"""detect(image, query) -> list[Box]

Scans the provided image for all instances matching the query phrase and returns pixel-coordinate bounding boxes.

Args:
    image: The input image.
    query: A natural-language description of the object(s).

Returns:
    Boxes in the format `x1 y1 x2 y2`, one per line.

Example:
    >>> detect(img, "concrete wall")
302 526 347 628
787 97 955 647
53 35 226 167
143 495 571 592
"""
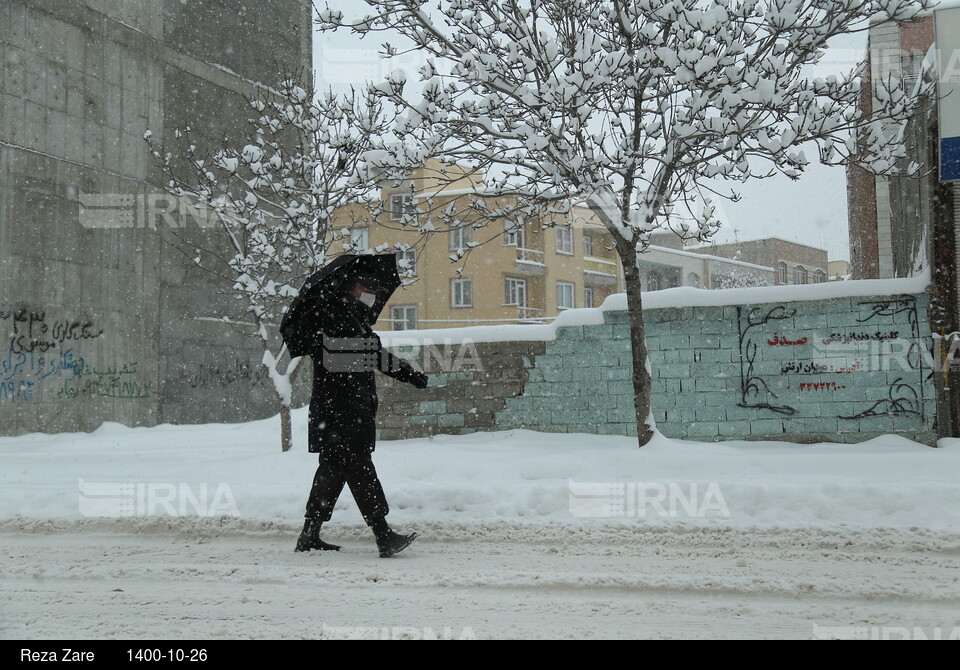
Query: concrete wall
0 0 313 435
377 293 938 445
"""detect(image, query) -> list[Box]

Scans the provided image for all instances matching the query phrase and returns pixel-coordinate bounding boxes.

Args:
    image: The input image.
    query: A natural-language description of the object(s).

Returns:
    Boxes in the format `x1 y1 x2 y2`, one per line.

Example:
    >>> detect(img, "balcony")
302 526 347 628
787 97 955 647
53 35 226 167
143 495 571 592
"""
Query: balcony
583 256 620 286
513 247 546 275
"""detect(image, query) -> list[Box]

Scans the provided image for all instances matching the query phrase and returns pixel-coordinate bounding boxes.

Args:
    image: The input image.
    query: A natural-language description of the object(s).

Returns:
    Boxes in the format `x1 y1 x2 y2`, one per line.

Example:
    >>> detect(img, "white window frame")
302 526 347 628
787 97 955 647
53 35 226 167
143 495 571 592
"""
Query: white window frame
583 234 593 257
813 269 826 284
452 278 473 308
391 305 417 331
505 277 527 306
504 221 524 246
556 226 573 255
450 223 472 251
794 265 808 285
901 51 925 86
584 287 595 309
777 262 788 284
350 228 369 252
557 281 575 310
390 194 414 221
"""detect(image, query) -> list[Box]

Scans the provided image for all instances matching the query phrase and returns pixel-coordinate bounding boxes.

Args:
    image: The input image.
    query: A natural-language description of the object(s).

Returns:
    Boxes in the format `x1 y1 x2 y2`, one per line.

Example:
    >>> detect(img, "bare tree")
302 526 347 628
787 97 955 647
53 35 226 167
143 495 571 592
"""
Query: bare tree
146 78 409 451
320 0 934 446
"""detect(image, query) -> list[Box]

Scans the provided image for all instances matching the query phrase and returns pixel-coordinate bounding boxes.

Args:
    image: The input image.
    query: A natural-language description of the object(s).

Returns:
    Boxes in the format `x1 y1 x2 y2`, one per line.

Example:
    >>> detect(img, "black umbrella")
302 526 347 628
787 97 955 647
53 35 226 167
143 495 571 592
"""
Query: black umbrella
280 253 402 358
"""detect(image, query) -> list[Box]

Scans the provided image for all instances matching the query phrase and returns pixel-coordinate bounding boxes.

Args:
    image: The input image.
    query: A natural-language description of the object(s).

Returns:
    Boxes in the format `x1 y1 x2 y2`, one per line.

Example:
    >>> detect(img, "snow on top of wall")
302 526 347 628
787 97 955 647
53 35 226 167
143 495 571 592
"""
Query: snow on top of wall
377 274 930 346
639 272 929 309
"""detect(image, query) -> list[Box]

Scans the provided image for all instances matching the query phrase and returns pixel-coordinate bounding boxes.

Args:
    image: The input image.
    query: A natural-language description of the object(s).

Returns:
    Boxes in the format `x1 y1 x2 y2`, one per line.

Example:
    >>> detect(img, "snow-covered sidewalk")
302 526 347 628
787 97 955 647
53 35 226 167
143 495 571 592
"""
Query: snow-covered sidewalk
2 410 959 639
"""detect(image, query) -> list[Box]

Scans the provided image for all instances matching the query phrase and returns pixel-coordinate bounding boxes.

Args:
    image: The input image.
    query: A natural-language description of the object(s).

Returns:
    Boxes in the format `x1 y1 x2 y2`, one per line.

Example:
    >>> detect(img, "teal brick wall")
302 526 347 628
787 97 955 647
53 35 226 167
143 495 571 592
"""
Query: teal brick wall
380 293 938 445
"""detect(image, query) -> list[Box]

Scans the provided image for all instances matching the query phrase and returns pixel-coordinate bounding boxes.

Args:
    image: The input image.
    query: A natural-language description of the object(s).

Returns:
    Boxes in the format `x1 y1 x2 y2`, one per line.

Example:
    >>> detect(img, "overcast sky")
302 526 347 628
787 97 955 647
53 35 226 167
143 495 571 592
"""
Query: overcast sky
314 4 873 262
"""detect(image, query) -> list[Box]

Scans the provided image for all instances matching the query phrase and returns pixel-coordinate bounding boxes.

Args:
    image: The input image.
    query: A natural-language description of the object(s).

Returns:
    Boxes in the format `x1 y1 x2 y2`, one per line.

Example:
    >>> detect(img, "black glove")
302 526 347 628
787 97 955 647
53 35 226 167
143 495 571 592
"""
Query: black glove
411 370 429 389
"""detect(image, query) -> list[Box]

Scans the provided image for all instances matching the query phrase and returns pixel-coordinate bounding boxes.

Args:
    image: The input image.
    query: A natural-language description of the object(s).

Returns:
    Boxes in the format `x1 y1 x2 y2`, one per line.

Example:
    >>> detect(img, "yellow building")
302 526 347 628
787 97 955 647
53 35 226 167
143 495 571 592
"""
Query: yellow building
332 162 623 330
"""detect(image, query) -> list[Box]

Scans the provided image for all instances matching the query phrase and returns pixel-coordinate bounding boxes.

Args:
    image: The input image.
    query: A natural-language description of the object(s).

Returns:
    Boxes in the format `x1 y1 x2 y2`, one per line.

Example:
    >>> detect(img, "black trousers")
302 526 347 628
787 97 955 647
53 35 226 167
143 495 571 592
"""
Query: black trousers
304 449 389 525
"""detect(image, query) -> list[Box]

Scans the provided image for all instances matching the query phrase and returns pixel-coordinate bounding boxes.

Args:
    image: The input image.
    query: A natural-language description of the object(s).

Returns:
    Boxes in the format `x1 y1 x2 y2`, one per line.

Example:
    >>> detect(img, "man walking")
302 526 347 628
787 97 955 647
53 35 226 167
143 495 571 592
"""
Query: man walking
296 275 429 558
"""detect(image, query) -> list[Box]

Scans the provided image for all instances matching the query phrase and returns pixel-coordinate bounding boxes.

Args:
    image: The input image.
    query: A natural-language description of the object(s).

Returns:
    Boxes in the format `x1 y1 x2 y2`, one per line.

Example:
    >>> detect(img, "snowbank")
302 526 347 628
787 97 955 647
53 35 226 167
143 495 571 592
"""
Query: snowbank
0 409 956 532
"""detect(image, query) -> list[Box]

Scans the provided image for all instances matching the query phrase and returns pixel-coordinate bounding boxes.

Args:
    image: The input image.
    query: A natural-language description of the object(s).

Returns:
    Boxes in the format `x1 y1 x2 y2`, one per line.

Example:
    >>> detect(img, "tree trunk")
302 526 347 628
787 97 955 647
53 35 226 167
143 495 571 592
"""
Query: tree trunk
279 400 293 453
264 352 302 453
621 244 656 447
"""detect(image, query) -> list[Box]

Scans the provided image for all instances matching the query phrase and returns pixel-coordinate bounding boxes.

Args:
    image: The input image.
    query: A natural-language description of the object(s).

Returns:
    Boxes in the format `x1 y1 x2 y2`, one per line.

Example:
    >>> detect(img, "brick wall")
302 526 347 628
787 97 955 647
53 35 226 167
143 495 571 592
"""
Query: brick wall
377 292 937 445
377 341 545 441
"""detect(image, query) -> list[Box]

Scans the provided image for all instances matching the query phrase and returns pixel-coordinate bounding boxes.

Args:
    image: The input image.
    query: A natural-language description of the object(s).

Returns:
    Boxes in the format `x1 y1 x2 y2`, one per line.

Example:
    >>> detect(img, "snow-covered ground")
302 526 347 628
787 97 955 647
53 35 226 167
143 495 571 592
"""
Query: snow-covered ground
2 410 959 639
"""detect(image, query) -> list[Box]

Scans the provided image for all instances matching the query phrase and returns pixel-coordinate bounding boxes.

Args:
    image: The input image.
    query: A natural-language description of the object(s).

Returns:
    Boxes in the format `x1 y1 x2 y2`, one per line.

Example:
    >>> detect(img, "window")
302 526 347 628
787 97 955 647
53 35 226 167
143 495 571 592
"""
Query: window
557 282 574 310
350 229 369 251
452 278 473 308
450 223 472 251
584 287 594 309
505 277 527 306
813 269 826 284
794 265 808 285
777 261 787 285
687 273 701 288
583 234 594 257
647 270 663 292
397 248 416 275
504 221 524 246
901 51 925 86
390 194 414 221
556 226 573 255
391 305 417 331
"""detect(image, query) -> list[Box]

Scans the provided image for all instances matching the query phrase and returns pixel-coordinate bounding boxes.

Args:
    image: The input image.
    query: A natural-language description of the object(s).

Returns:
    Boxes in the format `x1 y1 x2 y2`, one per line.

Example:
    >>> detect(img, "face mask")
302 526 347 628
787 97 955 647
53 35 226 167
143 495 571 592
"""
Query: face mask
358 291 377 308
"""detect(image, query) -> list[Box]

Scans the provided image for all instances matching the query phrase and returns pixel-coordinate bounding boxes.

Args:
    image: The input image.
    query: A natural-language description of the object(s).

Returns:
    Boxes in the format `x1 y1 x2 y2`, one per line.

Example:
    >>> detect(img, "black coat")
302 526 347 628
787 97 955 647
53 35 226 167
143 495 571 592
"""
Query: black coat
308 295 422 455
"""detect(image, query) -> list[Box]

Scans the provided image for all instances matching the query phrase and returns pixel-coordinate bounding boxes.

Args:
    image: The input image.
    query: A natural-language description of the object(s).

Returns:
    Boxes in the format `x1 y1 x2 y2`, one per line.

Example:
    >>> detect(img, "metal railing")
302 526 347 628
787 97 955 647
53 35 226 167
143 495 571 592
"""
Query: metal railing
516 247 545 264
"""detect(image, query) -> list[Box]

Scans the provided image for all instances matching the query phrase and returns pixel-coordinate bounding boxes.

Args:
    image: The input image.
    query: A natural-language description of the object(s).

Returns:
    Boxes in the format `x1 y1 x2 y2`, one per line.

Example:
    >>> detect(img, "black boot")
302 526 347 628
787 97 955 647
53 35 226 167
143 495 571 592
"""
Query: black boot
295 518 341 552
370 517 417 558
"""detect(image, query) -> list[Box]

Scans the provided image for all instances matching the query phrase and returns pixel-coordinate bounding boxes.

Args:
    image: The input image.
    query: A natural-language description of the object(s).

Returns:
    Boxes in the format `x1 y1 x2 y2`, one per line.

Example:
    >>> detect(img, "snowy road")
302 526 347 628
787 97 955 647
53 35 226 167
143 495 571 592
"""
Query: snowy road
3 519 959 640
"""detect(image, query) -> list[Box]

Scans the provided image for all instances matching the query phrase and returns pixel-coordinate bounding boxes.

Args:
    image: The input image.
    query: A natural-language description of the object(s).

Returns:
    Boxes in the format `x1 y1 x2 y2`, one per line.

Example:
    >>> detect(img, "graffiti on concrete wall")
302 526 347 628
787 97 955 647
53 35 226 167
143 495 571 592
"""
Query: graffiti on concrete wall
0 348 80 403
177 359 266 389
736 296 927 422
839 297 924 421
1 305 152 404
0 307 104 354
56 360 153 400
0 347 153 403
736 304 799 416
1 306 265 405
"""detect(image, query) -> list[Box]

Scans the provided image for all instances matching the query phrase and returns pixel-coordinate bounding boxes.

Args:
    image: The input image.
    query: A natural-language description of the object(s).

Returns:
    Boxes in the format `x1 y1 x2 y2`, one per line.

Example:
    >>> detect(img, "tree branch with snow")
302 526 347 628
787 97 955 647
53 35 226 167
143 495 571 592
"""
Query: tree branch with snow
320 0 935 446
146 78 411 451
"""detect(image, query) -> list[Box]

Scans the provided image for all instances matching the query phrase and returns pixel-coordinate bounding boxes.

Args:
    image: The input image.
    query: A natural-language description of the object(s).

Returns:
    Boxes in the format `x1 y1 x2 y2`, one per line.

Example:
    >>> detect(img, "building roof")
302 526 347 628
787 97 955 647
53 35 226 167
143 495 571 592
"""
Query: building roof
646 245 773 271
691 237 829 253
